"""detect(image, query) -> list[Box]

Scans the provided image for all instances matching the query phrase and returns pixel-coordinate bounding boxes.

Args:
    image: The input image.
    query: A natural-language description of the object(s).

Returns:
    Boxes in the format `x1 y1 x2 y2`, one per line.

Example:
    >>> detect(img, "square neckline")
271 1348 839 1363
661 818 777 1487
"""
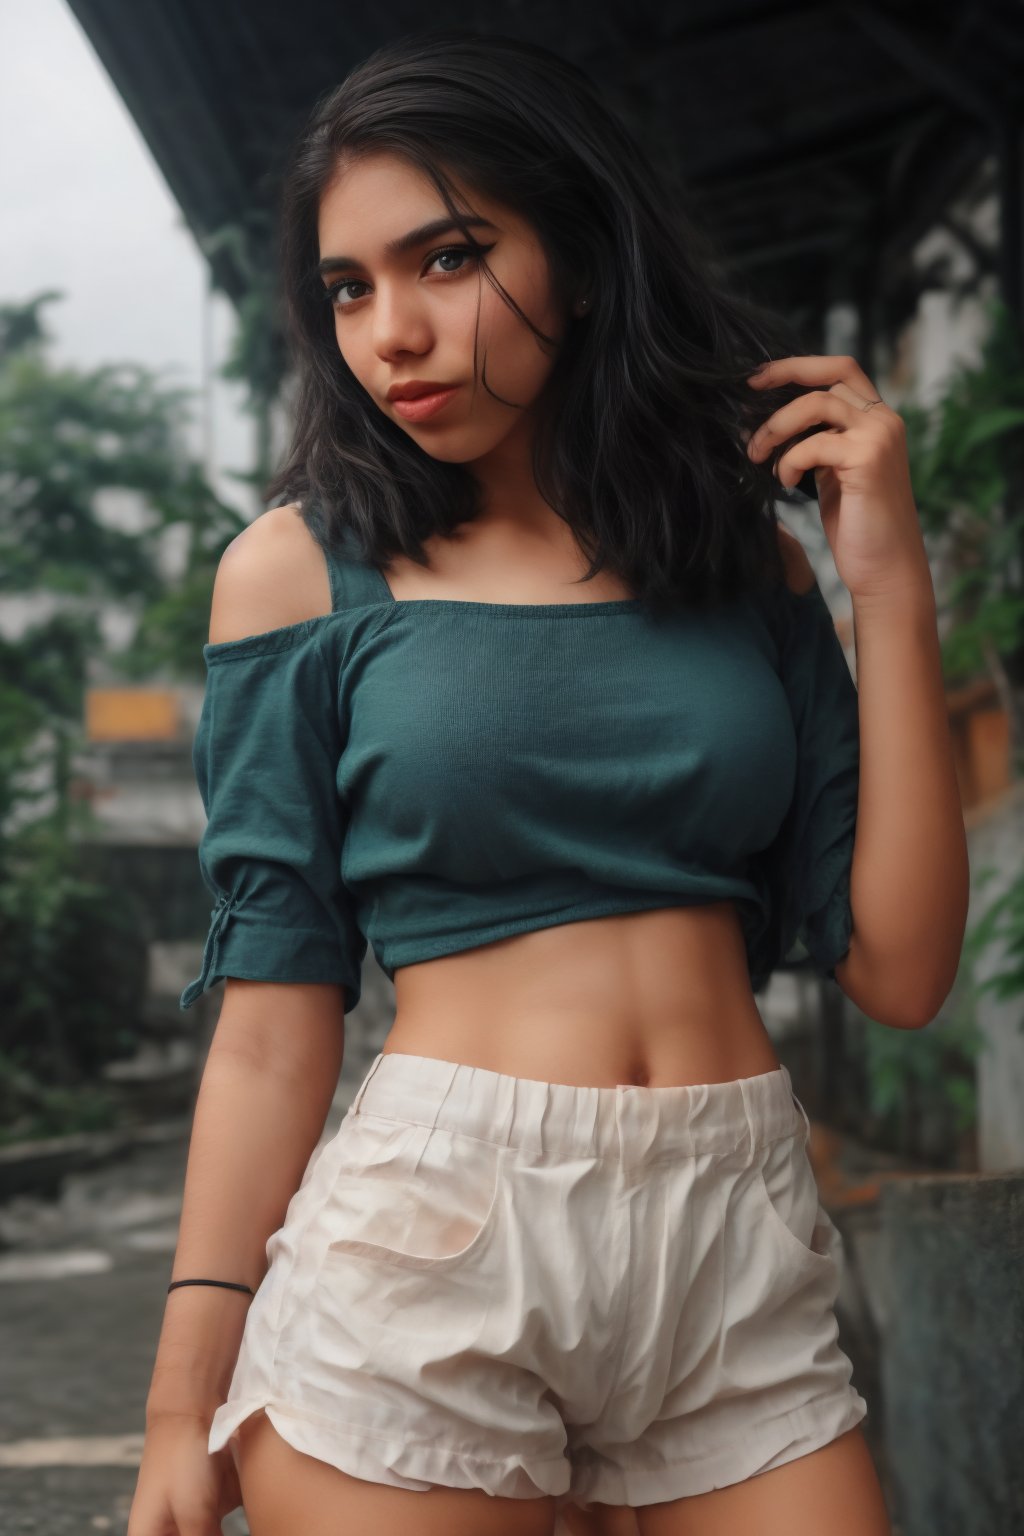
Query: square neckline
315 510 823 618
367 559 644 616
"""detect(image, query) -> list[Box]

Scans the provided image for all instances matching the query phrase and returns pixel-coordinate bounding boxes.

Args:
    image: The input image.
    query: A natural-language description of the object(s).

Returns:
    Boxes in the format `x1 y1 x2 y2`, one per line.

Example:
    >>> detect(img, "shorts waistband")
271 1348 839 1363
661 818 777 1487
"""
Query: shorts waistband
350 1051 808 1164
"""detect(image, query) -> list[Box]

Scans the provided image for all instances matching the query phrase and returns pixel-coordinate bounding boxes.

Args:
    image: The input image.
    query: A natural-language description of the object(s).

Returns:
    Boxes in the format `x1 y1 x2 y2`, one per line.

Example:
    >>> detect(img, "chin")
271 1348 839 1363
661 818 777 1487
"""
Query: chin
405 426 509 466
407 438 477 464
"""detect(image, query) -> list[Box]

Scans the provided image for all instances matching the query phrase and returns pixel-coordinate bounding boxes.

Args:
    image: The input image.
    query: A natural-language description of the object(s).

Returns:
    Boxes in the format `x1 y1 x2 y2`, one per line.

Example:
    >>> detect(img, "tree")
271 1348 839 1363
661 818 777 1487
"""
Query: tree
0 293 246 1136
901 295 1024 774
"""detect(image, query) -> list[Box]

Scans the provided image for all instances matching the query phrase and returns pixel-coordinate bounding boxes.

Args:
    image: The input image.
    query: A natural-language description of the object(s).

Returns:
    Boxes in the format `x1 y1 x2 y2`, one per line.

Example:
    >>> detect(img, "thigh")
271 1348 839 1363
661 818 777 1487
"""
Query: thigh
235 1409 559 1536
557 1501 640 1535
634 1426 891 1536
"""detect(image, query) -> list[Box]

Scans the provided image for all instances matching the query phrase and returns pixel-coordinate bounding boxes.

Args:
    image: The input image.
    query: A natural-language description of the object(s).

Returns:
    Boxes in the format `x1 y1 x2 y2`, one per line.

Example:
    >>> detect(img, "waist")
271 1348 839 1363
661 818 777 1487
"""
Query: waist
381 902 780 1089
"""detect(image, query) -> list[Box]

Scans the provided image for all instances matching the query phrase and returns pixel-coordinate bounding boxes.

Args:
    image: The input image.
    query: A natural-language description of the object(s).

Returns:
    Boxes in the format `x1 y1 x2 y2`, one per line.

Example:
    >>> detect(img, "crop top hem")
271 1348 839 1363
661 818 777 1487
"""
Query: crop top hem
375 891 749 981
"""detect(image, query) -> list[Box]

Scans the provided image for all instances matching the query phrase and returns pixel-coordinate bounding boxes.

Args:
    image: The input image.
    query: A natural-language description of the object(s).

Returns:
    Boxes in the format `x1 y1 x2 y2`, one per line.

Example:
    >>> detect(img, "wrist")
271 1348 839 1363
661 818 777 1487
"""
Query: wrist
146 1342 235 1423
145 1375 223 1430
145 1401 217 1432
850 562 935 614
148 1284 252 1424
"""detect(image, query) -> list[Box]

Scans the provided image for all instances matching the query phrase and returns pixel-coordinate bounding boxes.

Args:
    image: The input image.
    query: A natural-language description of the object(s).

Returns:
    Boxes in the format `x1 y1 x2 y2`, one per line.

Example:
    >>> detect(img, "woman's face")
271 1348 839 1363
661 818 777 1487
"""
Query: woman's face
316 152 575 467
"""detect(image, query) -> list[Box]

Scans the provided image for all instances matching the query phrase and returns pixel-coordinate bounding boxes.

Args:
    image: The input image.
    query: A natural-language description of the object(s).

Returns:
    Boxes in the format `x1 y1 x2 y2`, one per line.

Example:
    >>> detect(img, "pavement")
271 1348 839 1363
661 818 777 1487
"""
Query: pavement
0 1031 381 1534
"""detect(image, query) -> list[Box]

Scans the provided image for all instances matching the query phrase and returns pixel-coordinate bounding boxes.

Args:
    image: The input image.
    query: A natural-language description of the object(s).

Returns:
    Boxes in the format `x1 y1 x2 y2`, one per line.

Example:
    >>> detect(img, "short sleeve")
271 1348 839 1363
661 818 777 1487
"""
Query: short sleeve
179 621 365 1015
746 579 860 986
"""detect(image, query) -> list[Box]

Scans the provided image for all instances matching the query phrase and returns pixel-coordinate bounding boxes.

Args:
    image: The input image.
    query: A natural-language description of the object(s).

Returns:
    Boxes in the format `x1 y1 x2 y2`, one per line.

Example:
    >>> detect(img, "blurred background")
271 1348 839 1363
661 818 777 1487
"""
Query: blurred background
1 2 1022 1532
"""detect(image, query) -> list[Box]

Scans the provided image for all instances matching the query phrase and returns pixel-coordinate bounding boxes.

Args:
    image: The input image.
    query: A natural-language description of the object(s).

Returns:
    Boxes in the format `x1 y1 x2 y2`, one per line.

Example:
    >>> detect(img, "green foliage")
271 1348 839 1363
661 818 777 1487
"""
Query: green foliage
119 461 249 681
198 215 289 490
843 886 990 1159
961 862 1024 1018
851 981 985 1162
859 297 1024 1147
0 808 148 1089
0 292 247 683
896 293 1024 1069
0 1049 119 1145
0 292 245 1137
900 294 1024 693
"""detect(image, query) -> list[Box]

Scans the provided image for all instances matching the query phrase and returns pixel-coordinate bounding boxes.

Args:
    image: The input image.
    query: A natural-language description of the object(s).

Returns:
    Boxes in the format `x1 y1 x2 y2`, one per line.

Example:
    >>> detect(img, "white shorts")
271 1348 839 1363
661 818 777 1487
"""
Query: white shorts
208 1049 868 1510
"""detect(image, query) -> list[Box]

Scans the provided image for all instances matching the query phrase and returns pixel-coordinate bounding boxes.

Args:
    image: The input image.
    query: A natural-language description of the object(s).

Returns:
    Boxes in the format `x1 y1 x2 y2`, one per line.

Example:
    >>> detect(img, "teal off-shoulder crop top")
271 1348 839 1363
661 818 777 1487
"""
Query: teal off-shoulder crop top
179 515 859 1016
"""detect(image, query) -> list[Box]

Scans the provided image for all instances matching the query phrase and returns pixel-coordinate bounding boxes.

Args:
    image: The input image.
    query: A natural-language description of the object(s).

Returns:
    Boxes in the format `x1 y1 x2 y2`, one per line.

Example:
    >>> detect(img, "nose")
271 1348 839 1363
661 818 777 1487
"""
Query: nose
372 282 432 361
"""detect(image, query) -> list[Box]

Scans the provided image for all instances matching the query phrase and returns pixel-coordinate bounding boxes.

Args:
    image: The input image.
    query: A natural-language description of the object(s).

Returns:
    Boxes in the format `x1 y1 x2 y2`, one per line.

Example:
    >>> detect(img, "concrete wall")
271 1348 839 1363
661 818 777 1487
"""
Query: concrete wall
965 781 1024 1172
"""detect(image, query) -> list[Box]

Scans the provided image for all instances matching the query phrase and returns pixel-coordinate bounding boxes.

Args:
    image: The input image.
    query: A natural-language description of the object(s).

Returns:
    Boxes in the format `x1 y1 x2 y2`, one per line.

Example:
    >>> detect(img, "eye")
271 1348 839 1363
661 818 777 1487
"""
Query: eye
424 244 478 276
322 243 492 312
323 276 368 309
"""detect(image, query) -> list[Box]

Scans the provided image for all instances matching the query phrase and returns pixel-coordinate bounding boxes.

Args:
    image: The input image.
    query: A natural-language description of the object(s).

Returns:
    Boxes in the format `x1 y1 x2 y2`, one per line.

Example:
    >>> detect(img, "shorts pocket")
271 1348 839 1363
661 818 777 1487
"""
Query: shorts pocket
319 1113 509 1274
751 1130 839 1271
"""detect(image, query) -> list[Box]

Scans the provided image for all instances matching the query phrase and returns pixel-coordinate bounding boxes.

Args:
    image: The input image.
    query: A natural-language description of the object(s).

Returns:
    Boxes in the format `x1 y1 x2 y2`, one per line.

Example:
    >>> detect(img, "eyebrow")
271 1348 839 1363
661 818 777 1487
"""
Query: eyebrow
317 216 497 277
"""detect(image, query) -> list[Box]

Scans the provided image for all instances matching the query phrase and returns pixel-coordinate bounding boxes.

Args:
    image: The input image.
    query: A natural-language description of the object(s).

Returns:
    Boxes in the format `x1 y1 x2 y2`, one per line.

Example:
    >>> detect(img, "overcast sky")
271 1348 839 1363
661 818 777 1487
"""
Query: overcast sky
1 0 255 516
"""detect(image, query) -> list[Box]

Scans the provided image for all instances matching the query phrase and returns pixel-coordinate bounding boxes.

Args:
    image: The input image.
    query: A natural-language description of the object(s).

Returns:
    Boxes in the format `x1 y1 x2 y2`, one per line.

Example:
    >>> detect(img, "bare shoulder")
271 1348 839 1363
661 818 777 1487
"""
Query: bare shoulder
775 523 817 596
208 502 332 644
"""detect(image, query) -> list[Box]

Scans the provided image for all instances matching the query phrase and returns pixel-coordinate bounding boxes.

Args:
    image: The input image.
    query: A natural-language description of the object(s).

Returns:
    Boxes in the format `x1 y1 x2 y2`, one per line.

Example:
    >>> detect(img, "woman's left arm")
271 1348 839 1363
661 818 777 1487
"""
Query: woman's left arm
747 354 971 1030
838 575 971 1028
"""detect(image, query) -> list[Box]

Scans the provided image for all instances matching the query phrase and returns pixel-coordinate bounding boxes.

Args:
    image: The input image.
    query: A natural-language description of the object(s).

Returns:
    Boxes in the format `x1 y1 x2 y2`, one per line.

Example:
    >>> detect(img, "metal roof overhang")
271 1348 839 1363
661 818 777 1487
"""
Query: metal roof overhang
64 0 1023 349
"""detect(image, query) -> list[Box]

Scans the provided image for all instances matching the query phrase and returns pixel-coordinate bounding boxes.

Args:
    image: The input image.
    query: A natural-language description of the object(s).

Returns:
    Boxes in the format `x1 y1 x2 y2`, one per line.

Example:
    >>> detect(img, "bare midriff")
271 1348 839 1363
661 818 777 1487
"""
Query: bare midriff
382 902 780 1090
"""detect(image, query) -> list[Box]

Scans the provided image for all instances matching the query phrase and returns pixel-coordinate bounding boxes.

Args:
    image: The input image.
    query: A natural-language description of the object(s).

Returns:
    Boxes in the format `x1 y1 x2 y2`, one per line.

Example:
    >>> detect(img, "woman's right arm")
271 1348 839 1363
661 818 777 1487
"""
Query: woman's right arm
150 506 350 1423
145 978 346 1427
130 508 357 1532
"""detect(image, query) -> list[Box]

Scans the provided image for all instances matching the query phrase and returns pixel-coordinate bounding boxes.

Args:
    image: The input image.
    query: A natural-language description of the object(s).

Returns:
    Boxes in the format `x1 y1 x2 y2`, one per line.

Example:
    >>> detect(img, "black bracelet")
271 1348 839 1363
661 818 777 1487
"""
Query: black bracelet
167 1278 255 1296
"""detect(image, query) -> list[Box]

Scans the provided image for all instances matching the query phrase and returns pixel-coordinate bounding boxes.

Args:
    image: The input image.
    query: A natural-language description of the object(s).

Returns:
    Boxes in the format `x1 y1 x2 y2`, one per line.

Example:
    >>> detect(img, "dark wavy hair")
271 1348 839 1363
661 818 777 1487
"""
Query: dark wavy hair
265 28 814 619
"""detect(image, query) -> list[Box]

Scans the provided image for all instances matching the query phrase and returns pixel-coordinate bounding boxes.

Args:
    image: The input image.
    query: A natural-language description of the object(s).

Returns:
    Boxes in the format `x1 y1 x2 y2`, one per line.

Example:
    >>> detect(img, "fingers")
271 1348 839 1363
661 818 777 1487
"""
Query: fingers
746 390 864 466
747 353 880 401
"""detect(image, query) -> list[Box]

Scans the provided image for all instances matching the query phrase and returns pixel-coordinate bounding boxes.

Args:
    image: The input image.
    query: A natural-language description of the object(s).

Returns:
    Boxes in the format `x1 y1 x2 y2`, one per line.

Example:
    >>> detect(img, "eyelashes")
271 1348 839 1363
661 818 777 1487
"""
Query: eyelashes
322 243 495 311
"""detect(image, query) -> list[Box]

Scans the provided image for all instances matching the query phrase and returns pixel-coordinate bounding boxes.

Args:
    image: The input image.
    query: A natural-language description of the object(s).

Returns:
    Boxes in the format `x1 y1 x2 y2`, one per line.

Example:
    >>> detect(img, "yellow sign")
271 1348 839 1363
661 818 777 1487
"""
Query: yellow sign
85 690 180 742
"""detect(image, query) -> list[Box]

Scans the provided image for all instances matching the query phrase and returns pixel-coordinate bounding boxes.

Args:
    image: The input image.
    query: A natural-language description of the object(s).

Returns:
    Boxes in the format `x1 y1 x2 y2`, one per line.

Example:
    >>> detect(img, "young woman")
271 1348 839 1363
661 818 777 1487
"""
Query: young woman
131 29 968 1536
